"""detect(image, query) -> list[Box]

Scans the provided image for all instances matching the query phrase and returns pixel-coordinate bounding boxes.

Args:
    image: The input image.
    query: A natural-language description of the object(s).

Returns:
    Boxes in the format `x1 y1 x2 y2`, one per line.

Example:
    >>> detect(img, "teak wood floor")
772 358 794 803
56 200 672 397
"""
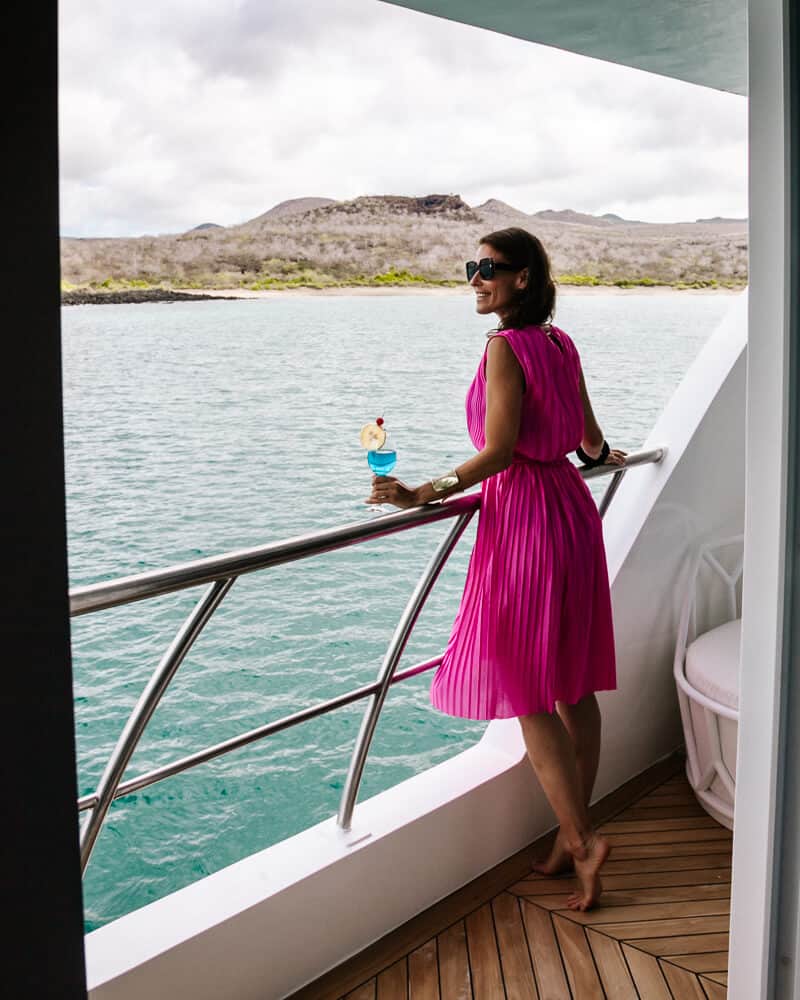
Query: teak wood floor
290 753 731 1000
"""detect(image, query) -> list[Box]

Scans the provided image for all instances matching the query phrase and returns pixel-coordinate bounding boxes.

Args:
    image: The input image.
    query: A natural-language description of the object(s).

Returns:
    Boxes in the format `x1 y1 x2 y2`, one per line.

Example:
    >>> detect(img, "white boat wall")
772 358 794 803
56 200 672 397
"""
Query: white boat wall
84 293 747 1000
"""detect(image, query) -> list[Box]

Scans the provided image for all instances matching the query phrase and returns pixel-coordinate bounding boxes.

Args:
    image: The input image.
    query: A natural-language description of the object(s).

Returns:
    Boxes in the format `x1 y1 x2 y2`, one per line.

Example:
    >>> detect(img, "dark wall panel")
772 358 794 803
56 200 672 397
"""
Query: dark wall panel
0 2 87 995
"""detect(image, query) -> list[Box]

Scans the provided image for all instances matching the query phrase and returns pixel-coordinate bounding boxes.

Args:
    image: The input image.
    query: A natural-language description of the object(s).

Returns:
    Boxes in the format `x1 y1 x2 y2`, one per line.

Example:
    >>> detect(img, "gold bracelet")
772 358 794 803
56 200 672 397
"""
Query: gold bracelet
431 470 460 493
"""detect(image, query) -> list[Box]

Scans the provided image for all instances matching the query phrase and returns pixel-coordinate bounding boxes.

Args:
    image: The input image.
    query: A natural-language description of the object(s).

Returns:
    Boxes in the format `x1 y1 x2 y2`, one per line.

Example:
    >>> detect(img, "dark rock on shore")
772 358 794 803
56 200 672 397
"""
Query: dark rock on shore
61 288 236 305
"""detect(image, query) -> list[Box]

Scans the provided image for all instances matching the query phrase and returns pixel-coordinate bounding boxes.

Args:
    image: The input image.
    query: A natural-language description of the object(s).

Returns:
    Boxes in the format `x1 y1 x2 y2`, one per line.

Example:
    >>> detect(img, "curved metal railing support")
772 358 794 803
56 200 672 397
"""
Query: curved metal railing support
79 577 235 872
337 509 476 830
598 469 626 517
76 655 445 814
591 446 666 516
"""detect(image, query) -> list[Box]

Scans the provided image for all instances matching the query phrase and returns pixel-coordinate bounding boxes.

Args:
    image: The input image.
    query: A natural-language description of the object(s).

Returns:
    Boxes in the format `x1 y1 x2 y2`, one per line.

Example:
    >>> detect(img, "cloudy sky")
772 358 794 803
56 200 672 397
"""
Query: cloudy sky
59 0 748 238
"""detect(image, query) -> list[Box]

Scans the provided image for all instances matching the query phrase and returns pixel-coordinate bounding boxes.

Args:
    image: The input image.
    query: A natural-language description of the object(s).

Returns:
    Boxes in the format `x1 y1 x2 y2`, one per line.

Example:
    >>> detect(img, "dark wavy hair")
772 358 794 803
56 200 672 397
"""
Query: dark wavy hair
480 227 556 329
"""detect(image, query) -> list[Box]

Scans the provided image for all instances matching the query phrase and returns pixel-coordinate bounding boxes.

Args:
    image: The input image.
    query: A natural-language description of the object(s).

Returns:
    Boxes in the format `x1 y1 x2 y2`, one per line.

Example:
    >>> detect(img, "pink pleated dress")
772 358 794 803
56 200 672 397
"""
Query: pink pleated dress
430 324 617 719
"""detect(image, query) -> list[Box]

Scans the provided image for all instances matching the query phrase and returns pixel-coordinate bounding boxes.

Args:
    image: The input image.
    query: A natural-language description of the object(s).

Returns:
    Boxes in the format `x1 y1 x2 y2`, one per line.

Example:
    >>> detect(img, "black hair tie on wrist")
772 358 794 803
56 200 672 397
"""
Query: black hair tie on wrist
576 440 610 468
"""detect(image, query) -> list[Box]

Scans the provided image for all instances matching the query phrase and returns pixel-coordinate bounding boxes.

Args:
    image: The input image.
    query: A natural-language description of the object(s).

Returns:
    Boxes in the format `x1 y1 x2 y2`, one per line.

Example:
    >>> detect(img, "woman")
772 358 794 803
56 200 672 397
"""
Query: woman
366 227 626 911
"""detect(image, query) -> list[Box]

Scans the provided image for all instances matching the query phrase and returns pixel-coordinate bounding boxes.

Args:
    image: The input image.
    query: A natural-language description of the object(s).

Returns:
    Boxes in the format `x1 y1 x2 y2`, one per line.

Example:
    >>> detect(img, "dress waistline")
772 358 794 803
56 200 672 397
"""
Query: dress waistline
511 454 572 468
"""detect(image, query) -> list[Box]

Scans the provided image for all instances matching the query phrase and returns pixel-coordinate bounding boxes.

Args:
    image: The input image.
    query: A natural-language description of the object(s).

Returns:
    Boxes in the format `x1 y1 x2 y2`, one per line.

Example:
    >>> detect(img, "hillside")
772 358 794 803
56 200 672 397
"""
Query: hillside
242 196 336 226
60 194 748 292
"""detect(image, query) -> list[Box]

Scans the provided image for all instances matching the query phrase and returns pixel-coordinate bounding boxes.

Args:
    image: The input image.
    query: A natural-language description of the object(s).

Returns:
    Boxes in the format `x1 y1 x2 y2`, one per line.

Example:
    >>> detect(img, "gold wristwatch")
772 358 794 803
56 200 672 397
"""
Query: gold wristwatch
431 470 460 493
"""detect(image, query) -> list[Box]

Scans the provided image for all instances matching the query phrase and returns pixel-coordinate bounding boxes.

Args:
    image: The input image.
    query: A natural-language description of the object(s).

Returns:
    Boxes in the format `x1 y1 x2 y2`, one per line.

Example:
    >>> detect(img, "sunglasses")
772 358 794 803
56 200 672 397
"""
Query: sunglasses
465 258 519 281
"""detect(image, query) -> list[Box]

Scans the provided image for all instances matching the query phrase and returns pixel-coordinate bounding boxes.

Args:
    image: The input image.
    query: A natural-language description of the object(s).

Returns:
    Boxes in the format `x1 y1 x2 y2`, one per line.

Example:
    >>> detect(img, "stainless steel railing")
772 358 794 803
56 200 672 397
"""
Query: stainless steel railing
71 447 664 872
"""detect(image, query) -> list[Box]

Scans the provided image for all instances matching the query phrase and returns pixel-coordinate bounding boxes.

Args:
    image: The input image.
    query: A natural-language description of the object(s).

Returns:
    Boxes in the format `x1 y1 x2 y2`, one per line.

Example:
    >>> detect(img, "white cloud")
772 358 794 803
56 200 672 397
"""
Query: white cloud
58 0 748 236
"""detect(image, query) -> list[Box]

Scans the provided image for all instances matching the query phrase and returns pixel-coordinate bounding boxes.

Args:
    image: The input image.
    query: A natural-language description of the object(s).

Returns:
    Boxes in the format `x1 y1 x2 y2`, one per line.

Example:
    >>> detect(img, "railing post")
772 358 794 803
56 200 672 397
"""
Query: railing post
337 510 474 831
79 577 235 873
598 469 627 518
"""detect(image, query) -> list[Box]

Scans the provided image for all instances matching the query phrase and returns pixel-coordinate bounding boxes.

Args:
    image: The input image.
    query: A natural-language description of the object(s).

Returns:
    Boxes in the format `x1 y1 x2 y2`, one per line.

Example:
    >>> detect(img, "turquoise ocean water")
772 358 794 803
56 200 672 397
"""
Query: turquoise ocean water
62 291 735 930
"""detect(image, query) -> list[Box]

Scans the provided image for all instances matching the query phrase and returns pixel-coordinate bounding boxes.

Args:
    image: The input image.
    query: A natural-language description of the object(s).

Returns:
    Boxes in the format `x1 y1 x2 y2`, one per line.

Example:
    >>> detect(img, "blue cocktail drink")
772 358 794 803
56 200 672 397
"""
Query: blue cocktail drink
359 417 398 512
367 448 397 476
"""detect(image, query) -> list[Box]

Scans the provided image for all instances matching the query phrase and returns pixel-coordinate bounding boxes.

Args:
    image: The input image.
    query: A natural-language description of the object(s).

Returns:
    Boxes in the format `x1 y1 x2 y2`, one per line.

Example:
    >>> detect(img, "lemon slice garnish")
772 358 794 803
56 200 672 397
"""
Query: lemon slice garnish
360 422 387 450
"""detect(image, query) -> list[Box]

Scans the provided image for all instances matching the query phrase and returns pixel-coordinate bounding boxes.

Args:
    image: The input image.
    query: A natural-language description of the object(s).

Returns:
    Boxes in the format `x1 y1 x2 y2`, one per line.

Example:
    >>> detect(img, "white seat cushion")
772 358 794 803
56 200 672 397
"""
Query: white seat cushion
685 618 741 711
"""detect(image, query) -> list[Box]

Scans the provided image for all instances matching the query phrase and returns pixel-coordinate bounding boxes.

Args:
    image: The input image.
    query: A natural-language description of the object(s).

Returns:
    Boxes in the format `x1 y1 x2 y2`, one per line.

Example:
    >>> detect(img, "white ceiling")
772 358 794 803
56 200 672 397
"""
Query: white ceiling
380 0 747 95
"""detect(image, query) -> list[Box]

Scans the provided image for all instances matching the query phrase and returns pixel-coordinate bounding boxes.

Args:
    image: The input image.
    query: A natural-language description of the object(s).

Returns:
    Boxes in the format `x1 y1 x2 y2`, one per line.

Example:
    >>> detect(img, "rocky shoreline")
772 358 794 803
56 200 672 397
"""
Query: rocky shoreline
61 288 239 306
61 283 744 305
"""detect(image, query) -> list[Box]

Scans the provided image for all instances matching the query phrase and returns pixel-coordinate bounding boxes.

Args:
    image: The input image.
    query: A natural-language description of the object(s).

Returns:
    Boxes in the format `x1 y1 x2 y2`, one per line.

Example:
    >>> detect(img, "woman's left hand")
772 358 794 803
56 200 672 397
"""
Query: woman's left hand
604 448 628 466
365 475 420 509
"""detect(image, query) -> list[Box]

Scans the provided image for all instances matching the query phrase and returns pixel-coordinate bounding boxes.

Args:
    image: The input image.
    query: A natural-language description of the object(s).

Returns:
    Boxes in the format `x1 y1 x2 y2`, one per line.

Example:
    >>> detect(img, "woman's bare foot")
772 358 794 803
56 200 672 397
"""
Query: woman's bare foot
566 833 610 911
531 829 574 876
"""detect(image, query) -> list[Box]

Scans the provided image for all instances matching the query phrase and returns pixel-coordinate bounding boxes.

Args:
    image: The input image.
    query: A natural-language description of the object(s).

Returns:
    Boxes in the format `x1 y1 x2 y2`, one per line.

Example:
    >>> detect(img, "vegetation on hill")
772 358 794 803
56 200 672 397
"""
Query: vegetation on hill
60 193 748 294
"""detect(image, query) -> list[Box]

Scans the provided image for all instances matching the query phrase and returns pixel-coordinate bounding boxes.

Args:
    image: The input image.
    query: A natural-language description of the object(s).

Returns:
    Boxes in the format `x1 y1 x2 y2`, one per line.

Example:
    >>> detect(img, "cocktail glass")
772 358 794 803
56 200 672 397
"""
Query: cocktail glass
367 436 397 513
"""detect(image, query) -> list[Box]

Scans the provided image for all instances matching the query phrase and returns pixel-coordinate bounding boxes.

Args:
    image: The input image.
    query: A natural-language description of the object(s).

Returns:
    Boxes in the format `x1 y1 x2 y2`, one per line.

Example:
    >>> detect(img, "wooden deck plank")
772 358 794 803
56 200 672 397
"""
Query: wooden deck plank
621 791 703 805
520 899 571 999
617 804 709 820
343 980 376 1000
510 875 575 896
511 867 731 897
645 778 697 792
596 914 731 940
436 922 471 1000
515 883 730 910
552 914 604 998
705 971 728 985
614 786 707 819
408 938 439 1000
524 892 725 914
632 792 701 806
609 841 732 860
558 897 731 926
643 774 685 787
492 893 539 999
636 932 729 956
465 904 505 999
699 975 728 998
601 852 732 873
599 865 731 885
599 815 723 833
585 928 638 999
660 959 710 998
376 959 407 1000
651 773 693 786
602 827 732 847
670 952 729 973
633 776 697 792
620 944 672 999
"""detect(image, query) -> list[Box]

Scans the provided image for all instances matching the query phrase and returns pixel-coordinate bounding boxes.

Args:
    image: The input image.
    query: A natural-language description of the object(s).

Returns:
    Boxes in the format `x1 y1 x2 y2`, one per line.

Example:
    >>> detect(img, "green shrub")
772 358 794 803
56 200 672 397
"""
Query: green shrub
372 268 428 284
557 273 601 286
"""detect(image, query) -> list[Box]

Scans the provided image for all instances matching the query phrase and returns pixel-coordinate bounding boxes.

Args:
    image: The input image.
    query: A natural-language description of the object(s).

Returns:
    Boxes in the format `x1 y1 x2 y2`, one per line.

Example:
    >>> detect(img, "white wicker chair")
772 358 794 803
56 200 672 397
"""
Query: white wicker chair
673 535 743 829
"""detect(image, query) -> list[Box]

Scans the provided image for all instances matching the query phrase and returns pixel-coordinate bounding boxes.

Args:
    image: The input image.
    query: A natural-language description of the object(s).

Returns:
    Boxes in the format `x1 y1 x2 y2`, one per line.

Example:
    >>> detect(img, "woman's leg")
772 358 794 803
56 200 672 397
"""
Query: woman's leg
532 694 602 875
518 707 609 910
558 693 602 804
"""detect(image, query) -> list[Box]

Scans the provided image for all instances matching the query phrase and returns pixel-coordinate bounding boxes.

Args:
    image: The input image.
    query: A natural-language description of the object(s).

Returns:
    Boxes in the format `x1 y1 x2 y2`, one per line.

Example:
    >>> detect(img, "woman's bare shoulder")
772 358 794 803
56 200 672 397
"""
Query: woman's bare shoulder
485 331 527 389
486 330 525 358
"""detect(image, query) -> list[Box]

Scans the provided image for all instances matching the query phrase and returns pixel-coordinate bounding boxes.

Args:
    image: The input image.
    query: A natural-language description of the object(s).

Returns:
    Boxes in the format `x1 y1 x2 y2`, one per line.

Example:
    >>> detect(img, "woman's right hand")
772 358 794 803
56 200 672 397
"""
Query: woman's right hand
365 475 422 509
